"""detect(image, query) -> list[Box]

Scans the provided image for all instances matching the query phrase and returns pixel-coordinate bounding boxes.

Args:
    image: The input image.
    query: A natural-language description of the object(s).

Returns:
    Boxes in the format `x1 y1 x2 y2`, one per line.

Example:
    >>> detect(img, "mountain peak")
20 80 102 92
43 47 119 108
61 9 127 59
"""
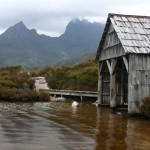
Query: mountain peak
0 20 104 67
1 21 38 39
14 21 26 27
61 19 103 41
12 21 28 31
16 21 25 25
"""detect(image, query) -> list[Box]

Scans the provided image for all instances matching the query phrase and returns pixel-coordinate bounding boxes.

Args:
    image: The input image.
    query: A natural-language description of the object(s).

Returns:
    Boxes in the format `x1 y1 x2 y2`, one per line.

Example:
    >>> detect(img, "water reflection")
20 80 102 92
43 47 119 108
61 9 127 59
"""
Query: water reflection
0 102 149 150
95 108 150 150
95 108 128 150
126 119 150 150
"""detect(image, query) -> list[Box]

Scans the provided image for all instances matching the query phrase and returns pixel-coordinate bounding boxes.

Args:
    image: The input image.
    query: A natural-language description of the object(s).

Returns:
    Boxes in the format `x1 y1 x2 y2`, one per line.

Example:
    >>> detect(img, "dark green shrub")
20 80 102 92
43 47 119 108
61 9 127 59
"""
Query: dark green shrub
140 97 150 117
38 91 50 101
46 59 98 91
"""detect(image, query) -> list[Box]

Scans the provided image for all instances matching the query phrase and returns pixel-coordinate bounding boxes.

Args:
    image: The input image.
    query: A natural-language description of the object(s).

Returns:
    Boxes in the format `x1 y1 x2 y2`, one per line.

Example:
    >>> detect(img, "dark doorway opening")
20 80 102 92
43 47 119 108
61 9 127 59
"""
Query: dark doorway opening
115 57 128 105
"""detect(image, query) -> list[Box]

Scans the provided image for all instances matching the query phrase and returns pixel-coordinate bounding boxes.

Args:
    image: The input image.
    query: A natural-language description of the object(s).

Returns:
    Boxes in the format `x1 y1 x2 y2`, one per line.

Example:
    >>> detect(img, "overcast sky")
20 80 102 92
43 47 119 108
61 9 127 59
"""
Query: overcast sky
0 0 150 37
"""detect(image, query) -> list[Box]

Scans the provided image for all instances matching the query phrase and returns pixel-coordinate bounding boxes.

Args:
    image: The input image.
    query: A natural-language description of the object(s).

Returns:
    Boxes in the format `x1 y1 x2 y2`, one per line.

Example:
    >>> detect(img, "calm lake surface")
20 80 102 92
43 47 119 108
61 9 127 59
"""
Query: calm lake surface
0 101 150 150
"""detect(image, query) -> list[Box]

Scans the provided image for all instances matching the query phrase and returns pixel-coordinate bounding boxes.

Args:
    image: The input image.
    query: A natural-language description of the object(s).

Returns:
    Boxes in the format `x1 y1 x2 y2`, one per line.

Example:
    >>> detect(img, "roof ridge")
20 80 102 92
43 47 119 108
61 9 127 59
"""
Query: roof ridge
108 13 150 18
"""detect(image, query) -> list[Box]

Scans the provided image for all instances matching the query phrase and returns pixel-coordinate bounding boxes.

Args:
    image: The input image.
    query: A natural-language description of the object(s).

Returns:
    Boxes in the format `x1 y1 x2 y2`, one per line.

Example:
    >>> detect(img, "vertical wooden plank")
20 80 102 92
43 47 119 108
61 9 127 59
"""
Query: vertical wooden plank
128 54 137 114
98 62 102 104
110 72 117 107
98 75 102 104
110 58 117 108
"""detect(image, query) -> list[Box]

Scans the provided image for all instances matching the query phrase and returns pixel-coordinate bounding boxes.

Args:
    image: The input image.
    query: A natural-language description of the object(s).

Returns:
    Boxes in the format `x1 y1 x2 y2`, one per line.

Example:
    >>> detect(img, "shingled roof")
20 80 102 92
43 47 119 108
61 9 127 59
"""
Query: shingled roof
96 13 150 60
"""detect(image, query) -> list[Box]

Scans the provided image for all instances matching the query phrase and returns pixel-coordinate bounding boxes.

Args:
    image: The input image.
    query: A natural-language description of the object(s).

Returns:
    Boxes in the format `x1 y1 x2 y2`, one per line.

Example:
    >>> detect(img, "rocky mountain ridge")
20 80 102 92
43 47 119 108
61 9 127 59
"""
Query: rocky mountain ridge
0 19 104 67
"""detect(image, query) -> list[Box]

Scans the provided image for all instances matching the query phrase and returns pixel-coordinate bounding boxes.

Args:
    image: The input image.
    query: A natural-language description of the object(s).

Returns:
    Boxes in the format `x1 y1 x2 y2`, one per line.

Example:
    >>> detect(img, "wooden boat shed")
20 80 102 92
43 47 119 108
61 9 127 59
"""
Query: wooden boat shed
96 13 150 113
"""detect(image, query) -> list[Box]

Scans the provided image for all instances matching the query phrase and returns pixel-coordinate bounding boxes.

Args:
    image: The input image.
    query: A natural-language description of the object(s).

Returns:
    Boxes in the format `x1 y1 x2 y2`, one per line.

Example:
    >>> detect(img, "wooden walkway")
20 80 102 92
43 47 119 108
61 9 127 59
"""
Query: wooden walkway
49 89 98 100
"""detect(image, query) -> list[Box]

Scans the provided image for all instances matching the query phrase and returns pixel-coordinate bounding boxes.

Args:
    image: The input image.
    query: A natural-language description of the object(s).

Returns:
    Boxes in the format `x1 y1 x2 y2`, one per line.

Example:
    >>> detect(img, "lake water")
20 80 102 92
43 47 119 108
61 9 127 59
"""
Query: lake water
0 101 149 150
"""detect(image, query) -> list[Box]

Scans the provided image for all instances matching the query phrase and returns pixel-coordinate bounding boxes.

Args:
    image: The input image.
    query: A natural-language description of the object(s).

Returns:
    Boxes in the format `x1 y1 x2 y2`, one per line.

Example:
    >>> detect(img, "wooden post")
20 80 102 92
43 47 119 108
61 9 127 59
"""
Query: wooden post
120 63 124 105
110 73 117 107
110 59 117 108
98 62 103 104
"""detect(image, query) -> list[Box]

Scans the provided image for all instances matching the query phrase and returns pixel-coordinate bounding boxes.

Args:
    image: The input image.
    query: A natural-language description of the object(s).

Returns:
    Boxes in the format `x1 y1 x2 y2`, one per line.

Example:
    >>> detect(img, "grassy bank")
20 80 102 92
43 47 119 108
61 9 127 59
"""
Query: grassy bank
0 66 49 101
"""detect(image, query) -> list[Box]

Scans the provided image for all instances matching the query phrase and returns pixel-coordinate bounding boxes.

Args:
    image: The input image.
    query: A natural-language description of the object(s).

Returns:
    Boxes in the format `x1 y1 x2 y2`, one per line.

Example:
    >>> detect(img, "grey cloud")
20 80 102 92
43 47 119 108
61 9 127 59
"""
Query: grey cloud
0 0 150 36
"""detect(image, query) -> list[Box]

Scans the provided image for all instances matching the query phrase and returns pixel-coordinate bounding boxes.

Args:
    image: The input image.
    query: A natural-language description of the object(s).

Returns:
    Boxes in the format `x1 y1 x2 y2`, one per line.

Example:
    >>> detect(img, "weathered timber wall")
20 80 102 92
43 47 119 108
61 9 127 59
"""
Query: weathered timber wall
99 24 125 61
128 54 150 113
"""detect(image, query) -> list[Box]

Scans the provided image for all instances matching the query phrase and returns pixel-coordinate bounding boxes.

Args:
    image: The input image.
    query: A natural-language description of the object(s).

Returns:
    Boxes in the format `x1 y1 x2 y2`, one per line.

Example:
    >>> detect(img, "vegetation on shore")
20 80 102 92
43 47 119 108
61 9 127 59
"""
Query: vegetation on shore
31 59 98 91
0 59 97 101
0 66 49 101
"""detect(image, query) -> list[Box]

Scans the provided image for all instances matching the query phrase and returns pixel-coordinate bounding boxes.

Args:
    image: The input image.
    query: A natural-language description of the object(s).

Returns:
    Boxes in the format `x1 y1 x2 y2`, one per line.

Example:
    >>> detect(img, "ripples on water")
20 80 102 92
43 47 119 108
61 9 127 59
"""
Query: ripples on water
0 101 149 150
